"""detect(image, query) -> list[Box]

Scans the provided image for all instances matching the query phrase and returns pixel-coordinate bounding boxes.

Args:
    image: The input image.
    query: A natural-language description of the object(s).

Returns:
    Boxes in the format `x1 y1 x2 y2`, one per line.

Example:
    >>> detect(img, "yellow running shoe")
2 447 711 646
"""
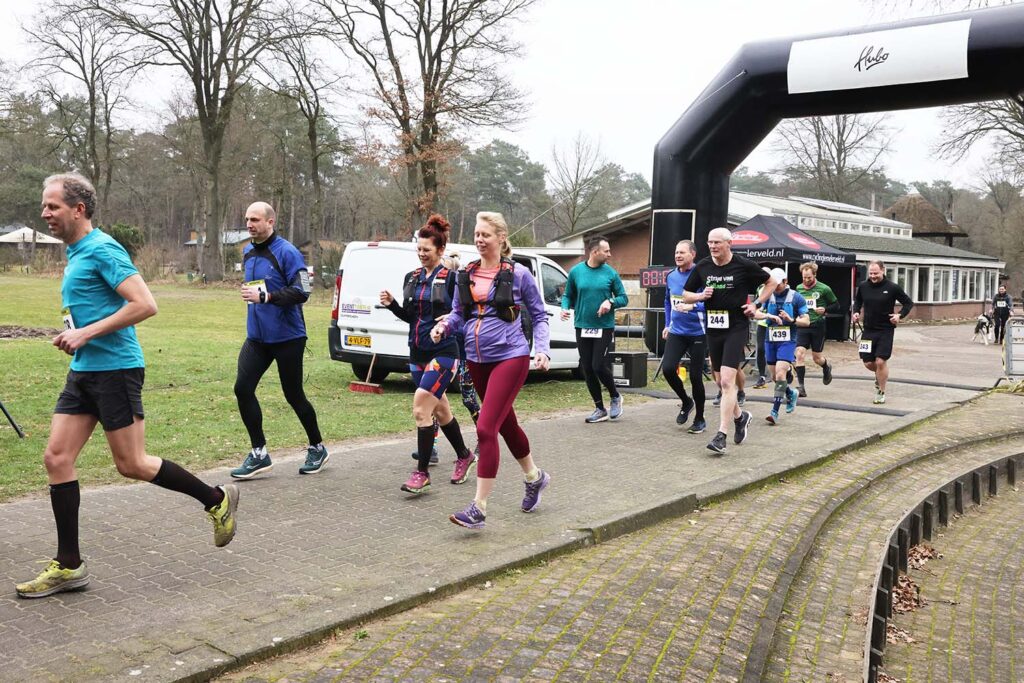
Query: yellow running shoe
16 559 89 599
207 484 239 547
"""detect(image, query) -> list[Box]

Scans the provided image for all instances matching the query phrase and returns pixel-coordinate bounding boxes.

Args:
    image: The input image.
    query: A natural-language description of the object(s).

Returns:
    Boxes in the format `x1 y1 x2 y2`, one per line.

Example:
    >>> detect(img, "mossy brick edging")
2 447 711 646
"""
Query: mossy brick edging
740 421 1024 682
863 450 1024 683
172 400 970 683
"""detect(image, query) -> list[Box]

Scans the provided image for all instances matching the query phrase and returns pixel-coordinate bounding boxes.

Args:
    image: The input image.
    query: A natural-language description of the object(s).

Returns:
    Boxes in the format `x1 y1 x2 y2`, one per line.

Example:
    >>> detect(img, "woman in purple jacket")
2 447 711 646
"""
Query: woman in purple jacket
431 211 552 530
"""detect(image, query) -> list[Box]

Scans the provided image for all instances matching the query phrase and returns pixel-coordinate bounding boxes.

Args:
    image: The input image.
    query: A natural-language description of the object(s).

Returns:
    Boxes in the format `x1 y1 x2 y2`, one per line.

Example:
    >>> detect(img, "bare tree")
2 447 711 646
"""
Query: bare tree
772 114 894 203
936 98 1024 173
978 160 1024 261
316 0 537 230
548 133 604 236
27 9 144 214
81 0 291 280
261 16 347 286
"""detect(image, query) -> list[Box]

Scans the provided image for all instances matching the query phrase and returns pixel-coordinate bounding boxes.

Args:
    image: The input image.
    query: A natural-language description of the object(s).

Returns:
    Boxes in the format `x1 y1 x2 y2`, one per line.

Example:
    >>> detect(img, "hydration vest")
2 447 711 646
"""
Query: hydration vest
766 289 798 324
402 266 453 320
456 258 520 323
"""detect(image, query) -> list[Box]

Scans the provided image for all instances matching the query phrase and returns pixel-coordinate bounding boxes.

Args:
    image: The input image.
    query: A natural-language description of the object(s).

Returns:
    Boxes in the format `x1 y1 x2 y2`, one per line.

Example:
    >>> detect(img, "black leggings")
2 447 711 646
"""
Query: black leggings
576 328 619 407
660 333 706 418
235 337 322 449
995 313 1009 344
755 325 767 377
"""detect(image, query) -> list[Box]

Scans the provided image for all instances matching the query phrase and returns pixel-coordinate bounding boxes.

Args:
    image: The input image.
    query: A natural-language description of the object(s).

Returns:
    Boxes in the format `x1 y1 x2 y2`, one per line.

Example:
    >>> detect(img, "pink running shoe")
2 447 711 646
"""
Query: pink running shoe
450 453 478 485
400 470 431 495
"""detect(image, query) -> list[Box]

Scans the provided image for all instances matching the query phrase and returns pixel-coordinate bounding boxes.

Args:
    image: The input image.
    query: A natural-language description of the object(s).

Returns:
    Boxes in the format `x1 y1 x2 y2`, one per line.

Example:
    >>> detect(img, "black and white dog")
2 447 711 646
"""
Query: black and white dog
972 312 993 345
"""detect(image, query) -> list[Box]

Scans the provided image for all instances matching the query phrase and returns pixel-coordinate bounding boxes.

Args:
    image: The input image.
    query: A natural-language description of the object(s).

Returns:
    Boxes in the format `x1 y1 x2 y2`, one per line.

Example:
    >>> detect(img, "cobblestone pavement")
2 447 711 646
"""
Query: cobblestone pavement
882 481 1024 683
0 323 1006 682
219 392 1024 683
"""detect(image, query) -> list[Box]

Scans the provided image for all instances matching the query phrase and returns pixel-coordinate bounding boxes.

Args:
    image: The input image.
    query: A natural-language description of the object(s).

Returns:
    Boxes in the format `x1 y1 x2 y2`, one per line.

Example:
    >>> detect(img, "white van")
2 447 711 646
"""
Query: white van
328 241 581 382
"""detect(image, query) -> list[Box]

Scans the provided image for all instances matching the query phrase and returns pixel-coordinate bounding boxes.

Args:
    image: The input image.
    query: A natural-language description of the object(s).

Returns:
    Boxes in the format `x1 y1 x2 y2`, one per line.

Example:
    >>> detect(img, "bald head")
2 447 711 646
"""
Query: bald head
708 227 732 243
707 227 733 264
245 201 276 243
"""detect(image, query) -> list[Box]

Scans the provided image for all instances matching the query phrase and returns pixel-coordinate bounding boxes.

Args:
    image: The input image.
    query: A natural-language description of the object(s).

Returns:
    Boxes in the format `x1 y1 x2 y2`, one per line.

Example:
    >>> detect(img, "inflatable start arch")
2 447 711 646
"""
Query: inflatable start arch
650 3 1024 265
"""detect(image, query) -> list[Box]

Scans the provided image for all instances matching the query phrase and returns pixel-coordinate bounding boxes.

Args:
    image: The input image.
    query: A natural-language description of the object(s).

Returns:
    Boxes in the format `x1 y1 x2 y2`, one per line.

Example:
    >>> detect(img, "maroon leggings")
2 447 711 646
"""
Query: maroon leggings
468 356 531 478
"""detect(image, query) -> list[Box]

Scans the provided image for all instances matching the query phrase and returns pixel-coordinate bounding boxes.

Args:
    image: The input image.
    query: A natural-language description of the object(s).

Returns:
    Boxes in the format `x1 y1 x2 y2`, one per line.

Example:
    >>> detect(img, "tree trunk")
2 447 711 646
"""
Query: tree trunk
202 151 225 281
309 121 323 288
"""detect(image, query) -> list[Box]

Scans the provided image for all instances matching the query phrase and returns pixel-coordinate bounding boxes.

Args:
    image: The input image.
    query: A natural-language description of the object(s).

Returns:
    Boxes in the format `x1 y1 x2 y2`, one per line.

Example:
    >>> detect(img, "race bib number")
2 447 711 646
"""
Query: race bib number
299 269 312 294
671 295 685 309
244 279 267 305
805 296 818 310
859 339 873 354
61 307 75 331
997 300 1007 308
708 310 729 329
581 328 602 338
768 327 791 342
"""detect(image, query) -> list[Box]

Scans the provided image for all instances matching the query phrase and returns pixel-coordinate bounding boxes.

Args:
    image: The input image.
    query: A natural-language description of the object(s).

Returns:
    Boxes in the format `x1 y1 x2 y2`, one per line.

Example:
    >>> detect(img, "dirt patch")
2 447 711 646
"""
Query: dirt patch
0 325 62 339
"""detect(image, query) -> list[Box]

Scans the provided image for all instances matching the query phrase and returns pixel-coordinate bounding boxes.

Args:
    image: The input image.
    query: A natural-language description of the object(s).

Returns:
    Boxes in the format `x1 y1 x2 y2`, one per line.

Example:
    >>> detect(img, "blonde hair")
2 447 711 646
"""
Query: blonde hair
477 211 512 258
800 261 818 275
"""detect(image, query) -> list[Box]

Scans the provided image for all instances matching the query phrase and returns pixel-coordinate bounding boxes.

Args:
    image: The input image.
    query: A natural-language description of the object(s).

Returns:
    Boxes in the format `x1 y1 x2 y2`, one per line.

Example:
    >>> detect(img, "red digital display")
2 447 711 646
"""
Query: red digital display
639 267 673 288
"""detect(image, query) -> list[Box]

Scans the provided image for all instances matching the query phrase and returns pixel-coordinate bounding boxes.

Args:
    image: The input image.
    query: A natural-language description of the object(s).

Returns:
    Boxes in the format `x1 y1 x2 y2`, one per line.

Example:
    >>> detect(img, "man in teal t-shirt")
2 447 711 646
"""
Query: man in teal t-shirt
560 235 629 423
15 173 239 600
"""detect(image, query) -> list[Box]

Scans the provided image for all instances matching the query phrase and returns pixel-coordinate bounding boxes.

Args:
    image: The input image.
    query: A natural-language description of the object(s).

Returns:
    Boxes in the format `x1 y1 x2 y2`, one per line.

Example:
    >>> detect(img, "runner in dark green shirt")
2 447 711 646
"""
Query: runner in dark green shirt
794 262 840 397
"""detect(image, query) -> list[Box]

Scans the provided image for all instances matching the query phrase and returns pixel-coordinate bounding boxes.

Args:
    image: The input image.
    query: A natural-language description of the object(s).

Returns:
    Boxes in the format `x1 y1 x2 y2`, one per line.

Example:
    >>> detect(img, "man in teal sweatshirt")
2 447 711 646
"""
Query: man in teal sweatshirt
561 236 629 422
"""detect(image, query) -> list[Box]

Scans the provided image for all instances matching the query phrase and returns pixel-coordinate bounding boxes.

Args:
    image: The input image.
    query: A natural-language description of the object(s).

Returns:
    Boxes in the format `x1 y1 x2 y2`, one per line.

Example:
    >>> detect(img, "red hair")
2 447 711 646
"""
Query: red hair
418 213 451 250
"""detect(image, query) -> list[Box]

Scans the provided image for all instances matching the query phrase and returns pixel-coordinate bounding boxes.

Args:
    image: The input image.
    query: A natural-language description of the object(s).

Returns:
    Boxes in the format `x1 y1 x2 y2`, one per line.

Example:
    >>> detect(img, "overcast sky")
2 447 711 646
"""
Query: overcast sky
0 0 998 192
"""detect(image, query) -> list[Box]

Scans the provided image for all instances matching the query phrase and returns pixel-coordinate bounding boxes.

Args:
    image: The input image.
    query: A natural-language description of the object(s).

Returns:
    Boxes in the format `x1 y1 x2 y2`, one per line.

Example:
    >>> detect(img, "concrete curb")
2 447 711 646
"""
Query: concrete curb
181 396 985 682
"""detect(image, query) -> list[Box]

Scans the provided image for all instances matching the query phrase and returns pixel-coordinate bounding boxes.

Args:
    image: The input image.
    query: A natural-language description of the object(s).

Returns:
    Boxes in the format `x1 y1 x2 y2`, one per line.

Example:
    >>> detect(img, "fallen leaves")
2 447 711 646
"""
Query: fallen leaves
908 543 941 571
886 623 915 644
892 574 923 614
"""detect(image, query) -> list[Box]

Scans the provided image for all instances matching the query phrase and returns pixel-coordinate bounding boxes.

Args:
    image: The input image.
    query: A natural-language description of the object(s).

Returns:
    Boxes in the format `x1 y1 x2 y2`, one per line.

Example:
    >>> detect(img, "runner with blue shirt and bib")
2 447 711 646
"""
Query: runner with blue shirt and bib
16 173 238 599
753 268 810 424
230 202 328 478
660 239 708 434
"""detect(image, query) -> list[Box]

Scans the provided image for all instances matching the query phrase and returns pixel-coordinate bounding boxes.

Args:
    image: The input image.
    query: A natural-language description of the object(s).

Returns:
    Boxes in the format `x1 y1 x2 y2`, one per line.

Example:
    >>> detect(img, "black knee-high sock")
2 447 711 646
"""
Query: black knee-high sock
50 481 81 569
151 459 223 509
440 416 471 459
796 366 806 384
416 425 434 473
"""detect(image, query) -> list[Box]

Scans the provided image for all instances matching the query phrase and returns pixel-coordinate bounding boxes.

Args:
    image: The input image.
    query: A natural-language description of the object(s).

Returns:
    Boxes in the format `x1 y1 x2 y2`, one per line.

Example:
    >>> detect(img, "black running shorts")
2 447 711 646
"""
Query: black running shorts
858 329 894 362
796 322 827 353
707 325 748 372
55 368 145 431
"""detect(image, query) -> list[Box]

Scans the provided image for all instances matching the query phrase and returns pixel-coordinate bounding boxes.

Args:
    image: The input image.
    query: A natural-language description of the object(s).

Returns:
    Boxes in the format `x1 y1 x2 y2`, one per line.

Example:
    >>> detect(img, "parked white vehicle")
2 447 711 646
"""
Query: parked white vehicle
328 240 581 382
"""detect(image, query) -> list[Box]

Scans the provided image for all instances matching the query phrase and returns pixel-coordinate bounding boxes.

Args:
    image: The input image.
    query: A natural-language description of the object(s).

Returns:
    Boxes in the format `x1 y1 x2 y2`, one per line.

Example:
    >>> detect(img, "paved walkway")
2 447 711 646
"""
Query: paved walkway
219 393 1024 683
0 323 1010 681
883 483 1024 682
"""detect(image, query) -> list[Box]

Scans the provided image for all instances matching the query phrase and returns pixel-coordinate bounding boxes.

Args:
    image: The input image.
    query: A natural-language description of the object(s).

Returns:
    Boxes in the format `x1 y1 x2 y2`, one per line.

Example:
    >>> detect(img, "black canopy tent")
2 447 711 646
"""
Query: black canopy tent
730 215 856 340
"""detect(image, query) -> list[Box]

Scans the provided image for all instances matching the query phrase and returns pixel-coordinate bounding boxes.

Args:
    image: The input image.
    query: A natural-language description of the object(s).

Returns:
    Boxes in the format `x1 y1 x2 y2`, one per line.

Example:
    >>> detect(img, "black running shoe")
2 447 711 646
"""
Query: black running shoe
734 410 752 444
676 396 695 425
688 418 707 434
737 390 746 406
822 362 833 385
707 431 727 454
797 385 807 398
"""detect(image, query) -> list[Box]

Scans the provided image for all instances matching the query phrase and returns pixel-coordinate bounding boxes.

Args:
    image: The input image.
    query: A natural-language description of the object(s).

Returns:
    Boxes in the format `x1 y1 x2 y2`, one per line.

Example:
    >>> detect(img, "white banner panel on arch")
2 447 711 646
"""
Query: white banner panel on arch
787 19 971 94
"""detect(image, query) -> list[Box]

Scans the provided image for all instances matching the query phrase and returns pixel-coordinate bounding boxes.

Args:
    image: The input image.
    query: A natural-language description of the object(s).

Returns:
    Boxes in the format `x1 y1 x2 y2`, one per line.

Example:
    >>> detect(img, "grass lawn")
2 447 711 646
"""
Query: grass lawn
0 273 631 502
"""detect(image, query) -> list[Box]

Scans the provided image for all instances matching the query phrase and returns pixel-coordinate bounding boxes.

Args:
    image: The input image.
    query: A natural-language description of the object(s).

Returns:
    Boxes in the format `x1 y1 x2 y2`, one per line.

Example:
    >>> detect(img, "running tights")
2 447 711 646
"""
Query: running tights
995 314 1008 344
660 333 706 419
235 337 322 449
467 356 531 479
577 328 619 408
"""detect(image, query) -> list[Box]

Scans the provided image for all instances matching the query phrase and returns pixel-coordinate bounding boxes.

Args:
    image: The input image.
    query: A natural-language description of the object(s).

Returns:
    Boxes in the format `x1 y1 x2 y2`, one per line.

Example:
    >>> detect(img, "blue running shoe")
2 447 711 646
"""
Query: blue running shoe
521 470 550 512
765 410 779 425
410 448 440 465
300 444 330 474
450 501 486 529
231 447 273 479
609 396 623 420
785 387 798 414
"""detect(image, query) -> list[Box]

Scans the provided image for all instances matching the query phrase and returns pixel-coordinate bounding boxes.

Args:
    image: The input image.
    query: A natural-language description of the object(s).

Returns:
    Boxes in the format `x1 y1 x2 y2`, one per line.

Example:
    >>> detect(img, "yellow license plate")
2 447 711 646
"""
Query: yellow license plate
345 334 371 348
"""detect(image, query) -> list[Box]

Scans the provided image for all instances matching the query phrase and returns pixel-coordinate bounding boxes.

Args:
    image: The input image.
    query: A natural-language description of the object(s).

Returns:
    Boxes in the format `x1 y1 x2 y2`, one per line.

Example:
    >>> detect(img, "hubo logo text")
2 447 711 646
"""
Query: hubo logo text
855 45 889 72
